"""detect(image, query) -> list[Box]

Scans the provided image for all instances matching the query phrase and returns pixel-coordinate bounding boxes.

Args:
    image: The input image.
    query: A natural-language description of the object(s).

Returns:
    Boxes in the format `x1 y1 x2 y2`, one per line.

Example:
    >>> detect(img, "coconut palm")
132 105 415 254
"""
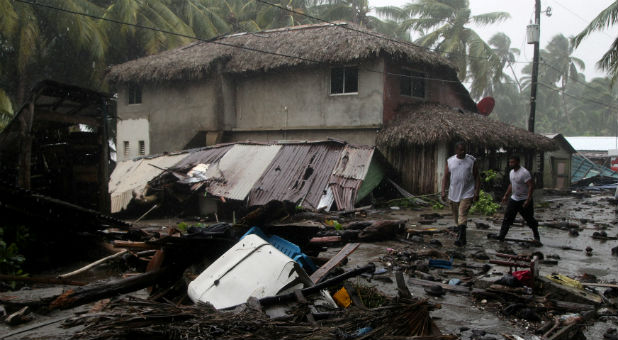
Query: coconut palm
255 0 312 29
543 34 585 89
572 1 618 84
0 0 108 106
377 0 510 98
488 32 521 91
170 0 232 39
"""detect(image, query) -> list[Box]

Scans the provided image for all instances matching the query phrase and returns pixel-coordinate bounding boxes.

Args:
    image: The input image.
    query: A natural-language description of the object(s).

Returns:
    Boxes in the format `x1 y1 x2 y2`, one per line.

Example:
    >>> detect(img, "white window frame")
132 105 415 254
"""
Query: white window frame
329 66 359 96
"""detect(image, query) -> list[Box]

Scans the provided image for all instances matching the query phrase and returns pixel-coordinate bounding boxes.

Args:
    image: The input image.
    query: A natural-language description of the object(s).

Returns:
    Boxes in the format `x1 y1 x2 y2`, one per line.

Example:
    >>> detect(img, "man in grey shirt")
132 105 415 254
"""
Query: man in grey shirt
498 155 541 244
441 142 480 246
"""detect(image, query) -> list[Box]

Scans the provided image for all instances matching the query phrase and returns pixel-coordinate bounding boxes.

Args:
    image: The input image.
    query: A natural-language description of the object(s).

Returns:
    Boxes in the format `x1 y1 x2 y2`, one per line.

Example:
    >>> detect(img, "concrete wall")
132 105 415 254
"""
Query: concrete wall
234 60 384 130
544 148 572 189
116 79 220 155
382 59 472 123
229 128 378 146
116 118 149 161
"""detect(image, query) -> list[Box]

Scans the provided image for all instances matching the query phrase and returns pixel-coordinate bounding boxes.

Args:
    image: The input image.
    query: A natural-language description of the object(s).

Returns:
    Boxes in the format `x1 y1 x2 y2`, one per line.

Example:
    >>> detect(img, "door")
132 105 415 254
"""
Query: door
552 158 568 189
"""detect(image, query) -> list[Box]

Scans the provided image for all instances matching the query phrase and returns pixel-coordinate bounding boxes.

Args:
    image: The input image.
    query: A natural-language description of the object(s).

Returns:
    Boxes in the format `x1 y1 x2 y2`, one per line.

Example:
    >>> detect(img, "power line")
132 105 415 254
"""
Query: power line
538 81 616 111
10 0 495 90
253 0 531 64
547 0 615 40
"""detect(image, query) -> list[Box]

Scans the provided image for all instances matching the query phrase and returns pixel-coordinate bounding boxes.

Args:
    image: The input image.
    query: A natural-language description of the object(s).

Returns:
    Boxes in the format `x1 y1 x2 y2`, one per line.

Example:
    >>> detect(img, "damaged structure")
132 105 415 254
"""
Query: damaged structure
0 80 114 213
110 140 387 214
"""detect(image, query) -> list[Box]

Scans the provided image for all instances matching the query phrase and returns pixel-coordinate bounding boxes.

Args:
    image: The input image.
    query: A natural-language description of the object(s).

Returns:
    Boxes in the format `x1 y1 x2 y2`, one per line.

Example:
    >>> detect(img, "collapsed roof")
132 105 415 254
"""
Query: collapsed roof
109 140 387 214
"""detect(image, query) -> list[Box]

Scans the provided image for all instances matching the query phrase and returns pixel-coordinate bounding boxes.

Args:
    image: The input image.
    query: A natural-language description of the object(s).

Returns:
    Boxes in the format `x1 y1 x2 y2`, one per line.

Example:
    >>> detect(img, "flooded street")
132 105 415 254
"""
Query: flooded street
323 191 618 339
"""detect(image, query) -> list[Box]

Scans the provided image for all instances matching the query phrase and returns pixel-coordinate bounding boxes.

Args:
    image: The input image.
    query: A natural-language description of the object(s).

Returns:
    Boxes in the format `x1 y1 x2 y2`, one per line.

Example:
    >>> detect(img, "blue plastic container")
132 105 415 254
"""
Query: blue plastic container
241 226 317 274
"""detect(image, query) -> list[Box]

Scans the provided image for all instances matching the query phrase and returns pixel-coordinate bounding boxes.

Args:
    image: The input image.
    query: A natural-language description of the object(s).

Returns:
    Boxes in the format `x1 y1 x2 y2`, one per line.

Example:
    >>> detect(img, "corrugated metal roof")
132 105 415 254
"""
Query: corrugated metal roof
172 145 233 171
565 136 618 152
109 153 189 213
247 143 343 209
331 145 375 179
571 154 618 183
204 144 282 200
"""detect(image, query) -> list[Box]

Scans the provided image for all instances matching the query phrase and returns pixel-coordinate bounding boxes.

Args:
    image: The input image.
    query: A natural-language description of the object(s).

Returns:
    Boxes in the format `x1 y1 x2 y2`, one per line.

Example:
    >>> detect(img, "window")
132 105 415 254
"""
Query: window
400 69 426 98
123 141 130 157
128 84 142 104
138 140 145 156
330 67 358 94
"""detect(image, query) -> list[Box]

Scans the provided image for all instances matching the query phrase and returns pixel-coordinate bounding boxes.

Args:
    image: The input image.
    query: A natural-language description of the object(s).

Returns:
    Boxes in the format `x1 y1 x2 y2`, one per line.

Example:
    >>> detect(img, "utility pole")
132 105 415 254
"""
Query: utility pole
528 0 541 133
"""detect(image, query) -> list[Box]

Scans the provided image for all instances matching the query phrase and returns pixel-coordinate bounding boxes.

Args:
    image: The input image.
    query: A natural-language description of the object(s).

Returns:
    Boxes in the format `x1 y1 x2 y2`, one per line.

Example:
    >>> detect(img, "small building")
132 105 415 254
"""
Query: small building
376 103 557 194
108 22 476 161
542 134 575 190
565 136 618 170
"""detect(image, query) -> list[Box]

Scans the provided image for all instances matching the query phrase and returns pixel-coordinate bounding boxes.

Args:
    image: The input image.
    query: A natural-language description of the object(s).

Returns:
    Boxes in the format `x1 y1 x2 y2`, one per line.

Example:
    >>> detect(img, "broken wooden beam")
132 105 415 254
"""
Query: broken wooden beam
112 240 160 250
58 250 128 279
309 243 359 283
49 268 171 310
0 275 86 286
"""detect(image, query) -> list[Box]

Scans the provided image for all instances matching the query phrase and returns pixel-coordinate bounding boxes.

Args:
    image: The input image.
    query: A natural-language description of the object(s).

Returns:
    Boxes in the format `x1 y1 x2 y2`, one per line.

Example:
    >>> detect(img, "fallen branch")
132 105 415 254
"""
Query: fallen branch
58 250 128 279
0 275 86 286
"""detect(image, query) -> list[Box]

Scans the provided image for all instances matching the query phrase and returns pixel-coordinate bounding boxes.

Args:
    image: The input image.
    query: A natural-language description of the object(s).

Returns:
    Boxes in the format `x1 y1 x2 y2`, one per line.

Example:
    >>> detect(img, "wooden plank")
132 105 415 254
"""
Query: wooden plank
581 282 618 288
395 271 412 299
309 243 359 283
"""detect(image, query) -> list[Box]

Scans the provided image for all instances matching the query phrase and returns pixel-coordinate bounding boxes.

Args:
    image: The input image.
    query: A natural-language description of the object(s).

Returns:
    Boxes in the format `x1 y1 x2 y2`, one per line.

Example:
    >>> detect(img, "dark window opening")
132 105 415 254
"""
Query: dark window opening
331 67 358 94
128 84 142 104
138 140 145 155
400 69 425 98
123 141 130 157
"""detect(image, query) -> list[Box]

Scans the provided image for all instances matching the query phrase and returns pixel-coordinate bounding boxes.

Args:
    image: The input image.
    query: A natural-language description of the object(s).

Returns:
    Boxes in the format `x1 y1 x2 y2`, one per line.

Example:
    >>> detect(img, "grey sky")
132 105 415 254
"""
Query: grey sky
369 0 615 81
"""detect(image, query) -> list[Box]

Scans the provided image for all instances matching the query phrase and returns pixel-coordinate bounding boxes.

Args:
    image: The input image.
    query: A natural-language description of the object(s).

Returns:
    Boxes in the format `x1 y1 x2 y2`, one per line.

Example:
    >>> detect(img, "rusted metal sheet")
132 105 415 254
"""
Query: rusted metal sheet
172 145 233 171
247 143 343 209
329 176 363 211
204 144 281 201
109 153 189 213
331 145 375 180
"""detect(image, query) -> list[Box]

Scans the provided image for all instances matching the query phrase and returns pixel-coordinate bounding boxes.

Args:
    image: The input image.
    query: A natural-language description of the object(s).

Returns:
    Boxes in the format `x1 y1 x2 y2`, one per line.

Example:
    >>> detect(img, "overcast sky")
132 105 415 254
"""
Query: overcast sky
369 0 616 80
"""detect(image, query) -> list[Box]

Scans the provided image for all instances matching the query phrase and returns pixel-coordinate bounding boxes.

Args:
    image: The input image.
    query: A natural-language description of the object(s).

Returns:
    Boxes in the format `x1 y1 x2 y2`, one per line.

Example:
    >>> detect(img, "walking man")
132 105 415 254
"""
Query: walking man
441 141 480 246
498 155 541 244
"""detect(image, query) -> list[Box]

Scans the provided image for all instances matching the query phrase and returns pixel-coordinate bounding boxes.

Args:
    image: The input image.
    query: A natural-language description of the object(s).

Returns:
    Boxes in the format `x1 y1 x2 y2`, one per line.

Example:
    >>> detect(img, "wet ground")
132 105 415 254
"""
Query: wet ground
324 191 618 339
2 191 617 339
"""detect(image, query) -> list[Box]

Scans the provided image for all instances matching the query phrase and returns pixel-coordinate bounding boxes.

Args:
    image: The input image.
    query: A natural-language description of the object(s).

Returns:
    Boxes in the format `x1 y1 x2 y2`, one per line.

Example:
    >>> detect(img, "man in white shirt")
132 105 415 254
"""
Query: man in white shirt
498 155 541 244
441 142 480 246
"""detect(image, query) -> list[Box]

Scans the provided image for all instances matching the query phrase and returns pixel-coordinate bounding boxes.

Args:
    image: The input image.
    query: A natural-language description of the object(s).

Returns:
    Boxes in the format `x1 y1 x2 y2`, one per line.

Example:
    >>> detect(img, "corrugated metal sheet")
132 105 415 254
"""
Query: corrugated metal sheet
109 153 189 213
172 145 233 171
571 154 618 183
247 143 343 209
204 144 281 200
331 145 375 180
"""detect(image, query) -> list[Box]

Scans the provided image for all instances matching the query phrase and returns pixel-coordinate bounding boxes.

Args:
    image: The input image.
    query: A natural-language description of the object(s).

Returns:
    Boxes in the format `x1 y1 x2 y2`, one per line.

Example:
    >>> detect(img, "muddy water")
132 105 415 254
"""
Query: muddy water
324 191 618 339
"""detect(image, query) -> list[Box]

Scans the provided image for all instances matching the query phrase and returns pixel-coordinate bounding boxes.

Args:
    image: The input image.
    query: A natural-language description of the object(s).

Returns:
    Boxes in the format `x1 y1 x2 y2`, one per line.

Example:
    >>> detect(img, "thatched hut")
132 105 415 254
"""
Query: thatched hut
376 103 557 194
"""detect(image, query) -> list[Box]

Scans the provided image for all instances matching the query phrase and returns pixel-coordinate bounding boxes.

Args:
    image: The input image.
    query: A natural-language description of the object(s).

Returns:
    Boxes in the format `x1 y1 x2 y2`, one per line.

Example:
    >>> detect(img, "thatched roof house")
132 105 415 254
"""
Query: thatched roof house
376 103 557 194
109 22 456 83
377 103 557 150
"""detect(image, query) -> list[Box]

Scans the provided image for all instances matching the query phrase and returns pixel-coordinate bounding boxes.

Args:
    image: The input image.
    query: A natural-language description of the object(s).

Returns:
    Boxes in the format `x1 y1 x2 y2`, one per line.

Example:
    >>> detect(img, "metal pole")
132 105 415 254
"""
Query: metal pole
529 0 541 133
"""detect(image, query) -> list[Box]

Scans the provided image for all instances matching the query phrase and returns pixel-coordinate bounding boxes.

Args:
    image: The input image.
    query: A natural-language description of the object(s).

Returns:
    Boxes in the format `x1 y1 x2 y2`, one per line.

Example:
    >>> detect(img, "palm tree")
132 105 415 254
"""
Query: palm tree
170 0 232 39
377 0 510 98
488 32 521 92
256 0 312 29
0 0 108 106
101 0 195 62
572 1 618 84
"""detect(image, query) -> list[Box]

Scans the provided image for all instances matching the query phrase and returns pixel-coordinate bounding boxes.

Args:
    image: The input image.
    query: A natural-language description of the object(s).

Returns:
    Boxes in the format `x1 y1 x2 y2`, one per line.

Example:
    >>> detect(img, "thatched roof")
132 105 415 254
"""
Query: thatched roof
107 22 457 83
376 103 557 151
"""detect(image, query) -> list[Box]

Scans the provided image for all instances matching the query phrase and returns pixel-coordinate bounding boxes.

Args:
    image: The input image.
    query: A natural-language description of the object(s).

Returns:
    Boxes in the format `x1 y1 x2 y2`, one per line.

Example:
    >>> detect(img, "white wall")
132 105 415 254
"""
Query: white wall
116 118 150 161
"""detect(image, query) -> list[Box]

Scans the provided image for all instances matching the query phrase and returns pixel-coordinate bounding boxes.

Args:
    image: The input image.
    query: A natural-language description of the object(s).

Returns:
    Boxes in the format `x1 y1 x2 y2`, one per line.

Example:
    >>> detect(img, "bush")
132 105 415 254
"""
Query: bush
470 190 500 216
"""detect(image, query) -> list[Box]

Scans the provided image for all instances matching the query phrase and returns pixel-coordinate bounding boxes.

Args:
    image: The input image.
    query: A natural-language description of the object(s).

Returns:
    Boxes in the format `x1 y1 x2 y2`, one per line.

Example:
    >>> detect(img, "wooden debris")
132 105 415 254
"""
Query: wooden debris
58 250 128 279
309 243 359 283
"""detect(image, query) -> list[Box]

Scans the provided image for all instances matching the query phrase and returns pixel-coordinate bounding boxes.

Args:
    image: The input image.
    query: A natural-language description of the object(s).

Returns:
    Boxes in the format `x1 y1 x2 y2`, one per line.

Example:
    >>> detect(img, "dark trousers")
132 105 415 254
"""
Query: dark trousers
499 198 540 240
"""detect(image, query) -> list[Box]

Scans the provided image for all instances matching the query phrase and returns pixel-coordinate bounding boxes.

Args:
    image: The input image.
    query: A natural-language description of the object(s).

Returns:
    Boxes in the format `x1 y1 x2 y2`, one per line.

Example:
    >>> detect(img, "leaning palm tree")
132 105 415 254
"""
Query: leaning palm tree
572 0 618 84
488 32 521 92
377 0 510 98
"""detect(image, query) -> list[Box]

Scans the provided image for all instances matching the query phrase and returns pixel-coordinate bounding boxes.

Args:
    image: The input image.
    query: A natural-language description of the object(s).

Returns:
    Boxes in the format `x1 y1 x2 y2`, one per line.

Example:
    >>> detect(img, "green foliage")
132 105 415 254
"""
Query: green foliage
176 222 205 233
481 169 497 183
431 201 445 210
0 226 28 281
470 190 499 216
